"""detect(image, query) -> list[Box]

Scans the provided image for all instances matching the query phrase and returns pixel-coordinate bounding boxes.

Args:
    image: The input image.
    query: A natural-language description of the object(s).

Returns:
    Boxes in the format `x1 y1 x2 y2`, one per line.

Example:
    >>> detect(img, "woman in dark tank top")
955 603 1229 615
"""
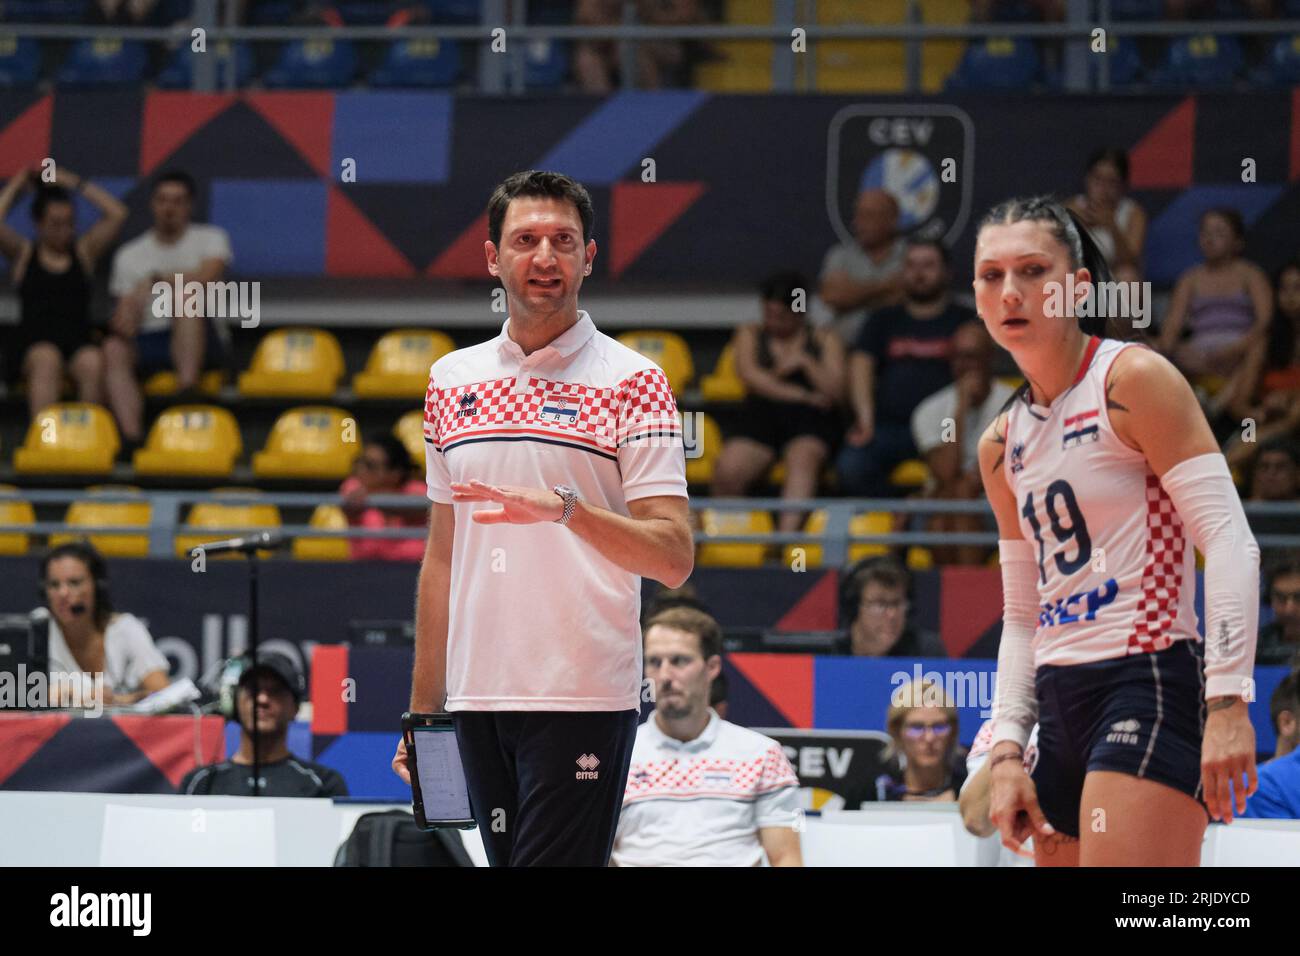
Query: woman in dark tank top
0 168 128 420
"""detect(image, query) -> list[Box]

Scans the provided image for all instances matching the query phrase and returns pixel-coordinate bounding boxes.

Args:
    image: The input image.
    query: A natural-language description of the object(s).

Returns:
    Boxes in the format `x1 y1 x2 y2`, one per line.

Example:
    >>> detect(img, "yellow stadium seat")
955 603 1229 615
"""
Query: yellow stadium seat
997 375 1025 391
918 0 969 92
393 409 427 467
251 406 361 480
133 405 243 478
292 504 351 561
849 511 895 562
697 508 773 567
143 369 225 397
890 458 931 489
175 492 282 559
906 546 935 571
13 402 120 475
684 412 722 485
782 508 829 568
699 344 746 402
237 328 345 398
353 329 455 399
617 331 695 394
695 42 772 92
0 484 35 556
815 0 907 92
51 486 151 557
724 0 771 23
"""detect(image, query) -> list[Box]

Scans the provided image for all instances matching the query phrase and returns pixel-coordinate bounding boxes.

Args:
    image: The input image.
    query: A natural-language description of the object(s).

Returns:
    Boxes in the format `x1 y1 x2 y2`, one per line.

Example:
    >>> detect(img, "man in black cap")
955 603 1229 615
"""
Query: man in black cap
179 651 348 797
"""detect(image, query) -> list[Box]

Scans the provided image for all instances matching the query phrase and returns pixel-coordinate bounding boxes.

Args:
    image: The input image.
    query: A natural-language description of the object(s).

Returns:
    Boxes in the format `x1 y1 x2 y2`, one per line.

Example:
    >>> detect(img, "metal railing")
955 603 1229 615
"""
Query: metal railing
3 487 1297 562
3 0 1295 94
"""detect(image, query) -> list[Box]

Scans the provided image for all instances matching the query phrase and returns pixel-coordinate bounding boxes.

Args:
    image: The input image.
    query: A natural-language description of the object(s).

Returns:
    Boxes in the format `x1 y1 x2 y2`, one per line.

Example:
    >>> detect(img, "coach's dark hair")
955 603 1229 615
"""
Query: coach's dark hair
152 169 197 200
905 236 951 268
368 434 415 474
31 185 74 224
759 270 811 307
1085 147 1130 184
643 606 723 662
40 540 114 631
487 170 595 248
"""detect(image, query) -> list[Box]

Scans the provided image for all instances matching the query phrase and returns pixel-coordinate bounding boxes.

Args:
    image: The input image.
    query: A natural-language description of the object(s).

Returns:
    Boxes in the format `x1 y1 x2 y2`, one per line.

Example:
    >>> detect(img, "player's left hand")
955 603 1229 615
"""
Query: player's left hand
1201 697 1257 823
451 479 564 525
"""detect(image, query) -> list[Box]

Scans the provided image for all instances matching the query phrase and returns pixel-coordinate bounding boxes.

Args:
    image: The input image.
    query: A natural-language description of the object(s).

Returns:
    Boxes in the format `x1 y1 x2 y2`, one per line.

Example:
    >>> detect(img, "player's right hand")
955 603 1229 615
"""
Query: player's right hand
391 736 412 785
989 761 1054 852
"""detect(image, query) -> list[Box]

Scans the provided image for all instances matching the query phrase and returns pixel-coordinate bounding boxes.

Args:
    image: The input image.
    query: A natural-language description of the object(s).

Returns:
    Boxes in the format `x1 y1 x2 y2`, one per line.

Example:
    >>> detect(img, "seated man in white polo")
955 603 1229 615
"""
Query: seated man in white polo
612 607 802 867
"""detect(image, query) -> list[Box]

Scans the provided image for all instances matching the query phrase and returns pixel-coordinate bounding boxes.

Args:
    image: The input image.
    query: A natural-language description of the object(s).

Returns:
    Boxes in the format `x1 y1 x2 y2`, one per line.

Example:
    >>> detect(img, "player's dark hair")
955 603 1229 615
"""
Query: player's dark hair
152 169 197 200
905 236 951 268
1270 670 1300 735
1085 147 1130 184
487 170 595 248
368 434 414 474
31 185 73 225
40 540 113 631
643 605 723 662
759 271 811 307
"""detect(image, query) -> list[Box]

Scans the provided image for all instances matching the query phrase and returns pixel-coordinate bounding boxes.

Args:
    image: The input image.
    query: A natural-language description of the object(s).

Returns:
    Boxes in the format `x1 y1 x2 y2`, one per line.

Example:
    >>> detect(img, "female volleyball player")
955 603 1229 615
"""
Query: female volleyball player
975 197 1260 867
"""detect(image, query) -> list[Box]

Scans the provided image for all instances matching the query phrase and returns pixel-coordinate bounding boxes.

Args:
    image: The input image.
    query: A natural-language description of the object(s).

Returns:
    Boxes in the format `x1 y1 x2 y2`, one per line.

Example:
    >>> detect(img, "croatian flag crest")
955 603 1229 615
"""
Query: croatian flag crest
540 397 579 425
1062 409 1100 449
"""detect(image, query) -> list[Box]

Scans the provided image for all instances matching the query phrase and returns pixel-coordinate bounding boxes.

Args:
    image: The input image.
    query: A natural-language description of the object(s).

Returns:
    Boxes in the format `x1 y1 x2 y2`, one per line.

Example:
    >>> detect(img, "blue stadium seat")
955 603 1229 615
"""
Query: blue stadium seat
1107 0 1162 17
263 38 358 88
526 0 571 23
1089 34 1144 87
1153 34 1243 89
2 1 87 22
157 0 193 22
523 38 568 89
155 41 255 89
0 35 41 87
1286 0 1300 17
337 1 397 24
944 36 1040 90
249 0 295 24
1259 34 1300 87
56 38 148 88
428 0 480 23
369 38 461 87
984 0 1039 21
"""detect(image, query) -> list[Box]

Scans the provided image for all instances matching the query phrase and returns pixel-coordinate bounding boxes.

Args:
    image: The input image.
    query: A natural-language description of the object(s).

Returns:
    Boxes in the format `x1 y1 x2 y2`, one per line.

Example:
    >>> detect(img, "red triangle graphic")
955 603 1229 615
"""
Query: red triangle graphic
940 567 1005 657
112 714 226 789
774 570 839 631
1290 89 1300 183
327 187 415 276
244 91 335 177
0 713 72 786
728 653 813 728
609 182 706 278
426 210 491 278
0 95 53 176
140 92 237 175
1129 96 1195 190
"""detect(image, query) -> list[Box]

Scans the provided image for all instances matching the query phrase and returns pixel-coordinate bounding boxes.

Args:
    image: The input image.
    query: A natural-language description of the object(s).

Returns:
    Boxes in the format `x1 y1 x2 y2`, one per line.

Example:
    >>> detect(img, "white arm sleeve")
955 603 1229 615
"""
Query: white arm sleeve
991 539 1040 750
1158 452 1260 700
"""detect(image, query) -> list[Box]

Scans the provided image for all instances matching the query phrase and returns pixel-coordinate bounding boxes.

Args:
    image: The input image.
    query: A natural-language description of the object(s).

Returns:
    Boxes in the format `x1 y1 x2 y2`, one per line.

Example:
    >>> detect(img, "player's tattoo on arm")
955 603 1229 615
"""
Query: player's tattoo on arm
1038 831 1079 856
1106 378 1129 414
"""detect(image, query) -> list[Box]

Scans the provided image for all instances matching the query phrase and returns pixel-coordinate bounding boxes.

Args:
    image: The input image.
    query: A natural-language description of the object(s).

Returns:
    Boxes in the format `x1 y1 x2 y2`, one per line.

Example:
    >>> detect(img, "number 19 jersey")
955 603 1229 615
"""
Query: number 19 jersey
1002 336 1200 667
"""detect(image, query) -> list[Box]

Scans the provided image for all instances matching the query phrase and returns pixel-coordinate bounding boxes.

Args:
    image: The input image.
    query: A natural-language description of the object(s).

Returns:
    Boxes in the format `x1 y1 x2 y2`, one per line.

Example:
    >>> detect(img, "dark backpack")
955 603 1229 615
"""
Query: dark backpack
334 809 474 867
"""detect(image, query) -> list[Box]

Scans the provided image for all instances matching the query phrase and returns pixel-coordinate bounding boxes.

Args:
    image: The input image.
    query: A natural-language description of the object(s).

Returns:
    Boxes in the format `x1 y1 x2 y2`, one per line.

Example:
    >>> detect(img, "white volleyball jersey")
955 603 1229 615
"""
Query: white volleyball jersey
1002 336 1200 667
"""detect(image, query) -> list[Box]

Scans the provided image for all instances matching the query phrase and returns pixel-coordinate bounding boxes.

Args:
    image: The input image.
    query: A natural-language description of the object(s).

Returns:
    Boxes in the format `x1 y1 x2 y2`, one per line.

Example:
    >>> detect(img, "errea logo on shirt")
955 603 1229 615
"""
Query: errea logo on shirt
576 754 600 780
456 392 479 418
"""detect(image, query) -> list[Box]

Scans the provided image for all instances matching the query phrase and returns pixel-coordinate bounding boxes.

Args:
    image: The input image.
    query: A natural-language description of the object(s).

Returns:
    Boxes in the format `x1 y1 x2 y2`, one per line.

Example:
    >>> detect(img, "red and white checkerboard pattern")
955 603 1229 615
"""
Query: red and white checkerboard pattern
624 744 798 805
424 368 680 451
1127 473 1186 655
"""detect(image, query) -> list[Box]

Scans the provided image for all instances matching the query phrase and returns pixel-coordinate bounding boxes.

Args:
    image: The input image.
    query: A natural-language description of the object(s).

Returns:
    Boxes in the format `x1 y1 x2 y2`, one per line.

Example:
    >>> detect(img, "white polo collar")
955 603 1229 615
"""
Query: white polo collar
646 709 722 753
495 310 597 363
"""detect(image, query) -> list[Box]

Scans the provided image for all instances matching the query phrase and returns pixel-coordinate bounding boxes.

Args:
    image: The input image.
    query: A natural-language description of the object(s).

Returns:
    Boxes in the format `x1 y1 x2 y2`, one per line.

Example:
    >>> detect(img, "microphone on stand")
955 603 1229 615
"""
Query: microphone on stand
194 532 287 555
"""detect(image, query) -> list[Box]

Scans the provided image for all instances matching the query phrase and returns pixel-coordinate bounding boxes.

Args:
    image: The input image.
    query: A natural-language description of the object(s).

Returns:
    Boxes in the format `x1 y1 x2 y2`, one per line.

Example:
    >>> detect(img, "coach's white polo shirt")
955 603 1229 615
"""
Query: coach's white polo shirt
423 311 687 712
612 710 800 867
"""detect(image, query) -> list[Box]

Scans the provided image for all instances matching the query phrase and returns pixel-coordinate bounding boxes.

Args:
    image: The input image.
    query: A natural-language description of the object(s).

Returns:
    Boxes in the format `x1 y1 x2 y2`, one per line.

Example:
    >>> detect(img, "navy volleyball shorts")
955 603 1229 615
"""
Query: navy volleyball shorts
1031 638 1207 838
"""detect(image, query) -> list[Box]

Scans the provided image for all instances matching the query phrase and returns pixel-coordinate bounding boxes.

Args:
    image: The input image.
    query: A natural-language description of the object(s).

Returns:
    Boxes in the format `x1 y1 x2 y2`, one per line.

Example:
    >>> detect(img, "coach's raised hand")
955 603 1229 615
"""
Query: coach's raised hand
451 479 563 524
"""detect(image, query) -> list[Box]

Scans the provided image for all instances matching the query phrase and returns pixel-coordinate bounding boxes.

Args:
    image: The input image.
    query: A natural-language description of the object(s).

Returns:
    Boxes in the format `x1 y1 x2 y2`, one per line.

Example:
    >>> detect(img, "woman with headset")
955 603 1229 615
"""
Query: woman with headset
39 541 170 708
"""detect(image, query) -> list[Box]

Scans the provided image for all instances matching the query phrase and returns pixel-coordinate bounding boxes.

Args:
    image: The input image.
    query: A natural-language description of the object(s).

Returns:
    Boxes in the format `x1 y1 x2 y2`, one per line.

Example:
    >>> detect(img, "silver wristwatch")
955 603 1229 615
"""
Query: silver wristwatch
552 485 579 526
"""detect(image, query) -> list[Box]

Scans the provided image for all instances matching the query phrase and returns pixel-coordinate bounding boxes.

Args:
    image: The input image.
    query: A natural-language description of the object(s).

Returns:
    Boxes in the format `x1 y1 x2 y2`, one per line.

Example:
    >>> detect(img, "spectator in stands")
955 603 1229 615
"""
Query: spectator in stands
970 0 1064 20
88 0 163 25
180 650 349 797
1220 258 1300 470
340 435 427 562
104 170 232 448
1065 148 1147 284
818 189 905 346
611 606 801 866
835 556 944 657
1245 439 1299 568
1259 554 1300 667
838 239 975 498
1266 669 1299 761
1242 669 1300 820
910 321 1016 565
873 677 966 802
1155 208 1272 381
711 272 845 533
0 168 127 422
39 541 170 708
1166 0 1277 18
575 0 703 93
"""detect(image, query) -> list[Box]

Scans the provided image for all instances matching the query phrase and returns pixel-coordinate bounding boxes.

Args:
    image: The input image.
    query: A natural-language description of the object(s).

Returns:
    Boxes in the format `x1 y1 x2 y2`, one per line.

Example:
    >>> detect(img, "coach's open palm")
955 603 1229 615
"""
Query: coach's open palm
450 479 564 525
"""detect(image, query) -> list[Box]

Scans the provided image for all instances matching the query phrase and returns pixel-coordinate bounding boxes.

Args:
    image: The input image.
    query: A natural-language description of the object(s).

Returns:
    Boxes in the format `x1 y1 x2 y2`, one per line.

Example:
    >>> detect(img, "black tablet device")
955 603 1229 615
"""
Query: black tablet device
402 712 476 830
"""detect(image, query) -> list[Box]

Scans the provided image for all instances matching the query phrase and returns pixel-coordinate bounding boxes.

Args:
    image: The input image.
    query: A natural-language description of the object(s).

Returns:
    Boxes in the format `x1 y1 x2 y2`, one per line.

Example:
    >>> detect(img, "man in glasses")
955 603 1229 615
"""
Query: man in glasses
340 434 427 561
1258 555 1300 667
835 557 944 657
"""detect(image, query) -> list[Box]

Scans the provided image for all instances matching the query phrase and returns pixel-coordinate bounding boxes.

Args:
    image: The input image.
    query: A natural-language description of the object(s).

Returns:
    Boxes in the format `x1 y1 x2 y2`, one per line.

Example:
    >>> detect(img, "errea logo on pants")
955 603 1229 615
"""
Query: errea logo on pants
1106 719 1141 745
576 754 600 780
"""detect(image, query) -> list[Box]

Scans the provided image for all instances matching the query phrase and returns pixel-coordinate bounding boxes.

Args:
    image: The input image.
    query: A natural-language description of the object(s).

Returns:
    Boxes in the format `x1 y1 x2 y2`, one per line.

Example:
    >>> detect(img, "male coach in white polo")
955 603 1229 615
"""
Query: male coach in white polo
393 170 693 867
